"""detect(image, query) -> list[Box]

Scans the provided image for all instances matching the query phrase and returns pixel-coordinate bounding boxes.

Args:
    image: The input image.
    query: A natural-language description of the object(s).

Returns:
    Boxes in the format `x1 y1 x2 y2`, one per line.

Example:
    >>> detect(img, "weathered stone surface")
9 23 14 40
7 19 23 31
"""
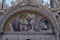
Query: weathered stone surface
2 35 55 40
0 0 60 40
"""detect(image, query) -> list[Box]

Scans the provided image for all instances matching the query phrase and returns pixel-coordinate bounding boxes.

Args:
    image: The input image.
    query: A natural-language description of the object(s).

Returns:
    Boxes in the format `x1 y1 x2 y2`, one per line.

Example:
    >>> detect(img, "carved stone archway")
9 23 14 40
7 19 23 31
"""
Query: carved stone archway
0 5 59 40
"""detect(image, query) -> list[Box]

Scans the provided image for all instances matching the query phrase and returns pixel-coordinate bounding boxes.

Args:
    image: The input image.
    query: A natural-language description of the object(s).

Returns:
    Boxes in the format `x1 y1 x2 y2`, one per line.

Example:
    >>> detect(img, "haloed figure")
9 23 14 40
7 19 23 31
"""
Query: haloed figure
39 19 49 30
12 17 20 32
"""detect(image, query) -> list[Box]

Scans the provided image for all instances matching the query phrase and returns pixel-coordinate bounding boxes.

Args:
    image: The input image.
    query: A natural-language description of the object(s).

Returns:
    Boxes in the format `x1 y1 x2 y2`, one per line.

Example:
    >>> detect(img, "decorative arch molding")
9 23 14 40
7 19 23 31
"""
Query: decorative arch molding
0 5 59 36
56 11 60 31
57 11 60 15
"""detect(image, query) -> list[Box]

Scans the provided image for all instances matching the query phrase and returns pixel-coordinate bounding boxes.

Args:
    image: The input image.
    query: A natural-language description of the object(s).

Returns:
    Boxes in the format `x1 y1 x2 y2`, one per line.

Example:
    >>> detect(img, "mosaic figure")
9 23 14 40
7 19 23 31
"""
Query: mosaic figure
11 14 50 32
20 17 28 31
33 24 40 32
12 17 20 32
39 19 49 30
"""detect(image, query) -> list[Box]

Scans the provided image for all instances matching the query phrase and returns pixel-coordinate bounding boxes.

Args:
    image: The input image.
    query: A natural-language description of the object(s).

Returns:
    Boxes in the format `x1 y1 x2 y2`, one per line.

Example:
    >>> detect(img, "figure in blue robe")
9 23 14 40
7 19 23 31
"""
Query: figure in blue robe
12 18 20 32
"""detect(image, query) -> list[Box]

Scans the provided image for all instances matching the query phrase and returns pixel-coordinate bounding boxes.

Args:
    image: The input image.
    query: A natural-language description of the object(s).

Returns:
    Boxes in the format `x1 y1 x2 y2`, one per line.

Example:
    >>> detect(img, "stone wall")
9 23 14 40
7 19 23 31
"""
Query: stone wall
1 35 55 40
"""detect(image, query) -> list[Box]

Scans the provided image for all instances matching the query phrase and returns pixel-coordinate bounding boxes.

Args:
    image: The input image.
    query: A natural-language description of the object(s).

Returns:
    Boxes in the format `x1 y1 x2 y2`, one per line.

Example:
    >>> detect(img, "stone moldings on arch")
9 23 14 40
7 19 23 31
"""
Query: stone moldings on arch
56 11 60 32
0 5 59 36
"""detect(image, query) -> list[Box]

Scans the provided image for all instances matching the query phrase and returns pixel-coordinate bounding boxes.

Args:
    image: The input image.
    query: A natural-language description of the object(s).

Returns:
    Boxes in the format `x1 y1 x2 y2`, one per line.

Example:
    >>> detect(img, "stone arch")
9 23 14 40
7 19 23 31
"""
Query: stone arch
56 11 60 31
0 5 59 35
57 11 60 16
